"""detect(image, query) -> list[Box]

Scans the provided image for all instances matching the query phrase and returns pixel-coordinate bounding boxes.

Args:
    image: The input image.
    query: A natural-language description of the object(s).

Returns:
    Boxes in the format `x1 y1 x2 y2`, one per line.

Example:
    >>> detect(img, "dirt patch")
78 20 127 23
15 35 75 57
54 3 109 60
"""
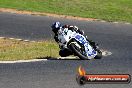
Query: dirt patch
0 8 98 21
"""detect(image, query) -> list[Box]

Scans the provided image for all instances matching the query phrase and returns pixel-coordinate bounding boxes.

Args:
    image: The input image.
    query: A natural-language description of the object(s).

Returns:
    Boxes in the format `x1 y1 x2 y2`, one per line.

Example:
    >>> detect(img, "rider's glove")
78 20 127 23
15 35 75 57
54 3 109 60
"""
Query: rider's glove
69 25 79 31
73 26 79 31
73 26 84 35
79 30 84 35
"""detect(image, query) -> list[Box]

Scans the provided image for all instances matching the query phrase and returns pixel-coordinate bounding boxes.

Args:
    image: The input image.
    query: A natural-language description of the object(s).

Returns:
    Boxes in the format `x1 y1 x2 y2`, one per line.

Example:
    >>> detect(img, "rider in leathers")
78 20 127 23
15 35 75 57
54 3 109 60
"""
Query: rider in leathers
51 22 96 57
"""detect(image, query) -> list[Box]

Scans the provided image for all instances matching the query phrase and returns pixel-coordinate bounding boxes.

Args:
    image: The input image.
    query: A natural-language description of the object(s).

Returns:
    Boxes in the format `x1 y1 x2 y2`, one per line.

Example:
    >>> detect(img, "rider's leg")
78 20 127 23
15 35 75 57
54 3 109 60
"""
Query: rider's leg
59 48 73 57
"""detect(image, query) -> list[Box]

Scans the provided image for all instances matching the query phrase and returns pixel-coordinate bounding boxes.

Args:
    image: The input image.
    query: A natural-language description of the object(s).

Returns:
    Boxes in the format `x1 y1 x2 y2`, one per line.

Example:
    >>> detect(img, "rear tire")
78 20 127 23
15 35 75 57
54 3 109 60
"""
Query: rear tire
69 43 89 60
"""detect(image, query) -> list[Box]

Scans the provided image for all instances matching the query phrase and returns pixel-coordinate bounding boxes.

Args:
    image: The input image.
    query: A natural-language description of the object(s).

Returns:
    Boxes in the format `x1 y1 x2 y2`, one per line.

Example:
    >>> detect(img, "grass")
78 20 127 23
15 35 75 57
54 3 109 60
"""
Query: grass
0 38 59 61
0 0 132 23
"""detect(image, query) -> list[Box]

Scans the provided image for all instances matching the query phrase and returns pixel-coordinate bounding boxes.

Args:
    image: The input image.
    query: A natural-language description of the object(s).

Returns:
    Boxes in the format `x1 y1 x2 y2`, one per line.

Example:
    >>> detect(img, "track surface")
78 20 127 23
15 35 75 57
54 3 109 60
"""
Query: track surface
0 12 132 88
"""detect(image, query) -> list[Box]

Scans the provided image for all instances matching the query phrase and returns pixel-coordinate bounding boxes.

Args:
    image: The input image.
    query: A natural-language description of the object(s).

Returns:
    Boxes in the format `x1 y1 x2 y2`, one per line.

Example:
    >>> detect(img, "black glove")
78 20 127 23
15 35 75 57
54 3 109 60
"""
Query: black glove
73 26 84 35
54 35 59 42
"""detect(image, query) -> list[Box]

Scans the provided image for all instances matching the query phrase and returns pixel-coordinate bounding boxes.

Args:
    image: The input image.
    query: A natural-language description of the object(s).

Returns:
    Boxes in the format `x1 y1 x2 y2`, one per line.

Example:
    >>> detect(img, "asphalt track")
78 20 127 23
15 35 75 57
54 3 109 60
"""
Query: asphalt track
0 12 132 88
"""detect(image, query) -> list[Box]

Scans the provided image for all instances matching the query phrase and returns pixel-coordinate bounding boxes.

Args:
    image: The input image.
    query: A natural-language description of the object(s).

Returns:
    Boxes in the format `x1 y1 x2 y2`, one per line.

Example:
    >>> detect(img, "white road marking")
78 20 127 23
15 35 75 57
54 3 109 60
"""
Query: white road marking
113 22 118 24
125 23 131 25
100 20 106 22
15 39 23 41
0 37 5 39
57 56 79 59
24 40 30 42
0 59 47 64
9 38 15 40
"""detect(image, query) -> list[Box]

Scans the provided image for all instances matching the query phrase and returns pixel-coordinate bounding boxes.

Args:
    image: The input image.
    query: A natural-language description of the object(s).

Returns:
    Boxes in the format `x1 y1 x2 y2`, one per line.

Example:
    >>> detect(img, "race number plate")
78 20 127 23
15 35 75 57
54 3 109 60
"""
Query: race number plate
75 35 87 45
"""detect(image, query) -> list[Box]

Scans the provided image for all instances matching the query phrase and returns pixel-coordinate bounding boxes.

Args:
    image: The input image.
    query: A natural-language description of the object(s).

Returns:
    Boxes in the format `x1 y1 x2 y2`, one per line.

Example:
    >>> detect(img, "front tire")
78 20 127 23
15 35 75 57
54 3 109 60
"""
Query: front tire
69 43 90 60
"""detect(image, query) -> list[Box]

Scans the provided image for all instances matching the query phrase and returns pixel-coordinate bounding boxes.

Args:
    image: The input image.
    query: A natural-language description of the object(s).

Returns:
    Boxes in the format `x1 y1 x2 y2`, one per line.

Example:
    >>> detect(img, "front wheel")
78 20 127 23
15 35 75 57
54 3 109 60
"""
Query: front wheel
69 43 90 60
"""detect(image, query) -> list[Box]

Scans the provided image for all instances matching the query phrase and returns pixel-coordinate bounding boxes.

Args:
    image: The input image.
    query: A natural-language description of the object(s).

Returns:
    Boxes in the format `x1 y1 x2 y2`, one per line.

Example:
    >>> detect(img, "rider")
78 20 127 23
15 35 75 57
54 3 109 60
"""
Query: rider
51 21 96 57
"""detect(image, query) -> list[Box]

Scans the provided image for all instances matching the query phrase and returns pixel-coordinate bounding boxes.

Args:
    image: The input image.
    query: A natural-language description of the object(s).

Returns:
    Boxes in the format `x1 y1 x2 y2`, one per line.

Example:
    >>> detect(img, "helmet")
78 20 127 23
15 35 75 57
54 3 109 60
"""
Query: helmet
51 22 61 33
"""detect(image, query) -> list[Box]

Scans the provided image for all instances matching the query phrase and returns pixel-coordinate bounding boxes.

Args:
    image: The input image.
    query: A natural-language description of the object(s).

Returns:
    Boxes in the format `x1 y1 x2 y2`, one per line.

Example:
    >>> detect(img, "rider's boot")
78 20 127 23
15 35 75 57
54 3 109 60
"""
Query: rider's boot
59 48 73 57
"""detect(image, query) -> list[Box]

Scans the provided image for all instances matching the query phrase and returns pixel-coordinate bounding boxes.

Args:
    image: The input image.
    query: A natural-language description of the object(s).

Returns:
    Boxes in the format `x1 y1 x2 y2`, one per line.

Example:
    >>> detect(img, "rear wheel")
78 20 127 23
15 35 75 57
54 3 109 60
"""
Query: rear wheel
69 43 90 60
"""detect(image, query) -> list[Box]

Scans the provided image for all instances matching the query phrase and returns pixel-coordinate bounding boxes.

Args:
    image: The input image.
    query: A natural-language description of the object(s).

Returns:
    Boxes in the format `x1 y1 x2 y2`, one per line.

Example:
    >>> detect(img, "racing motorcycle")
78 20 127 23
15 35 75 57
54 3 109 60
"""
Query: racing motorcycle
57 28 102 60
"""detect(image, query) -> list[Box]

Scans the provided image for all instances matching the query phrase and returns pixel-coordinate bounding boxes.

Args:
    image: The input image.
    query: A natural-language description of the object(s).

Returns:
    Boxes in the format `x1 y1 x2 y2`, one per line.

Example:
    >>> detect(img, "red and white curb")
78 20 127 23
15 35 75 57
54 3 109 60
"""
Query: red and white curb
0 59 47 64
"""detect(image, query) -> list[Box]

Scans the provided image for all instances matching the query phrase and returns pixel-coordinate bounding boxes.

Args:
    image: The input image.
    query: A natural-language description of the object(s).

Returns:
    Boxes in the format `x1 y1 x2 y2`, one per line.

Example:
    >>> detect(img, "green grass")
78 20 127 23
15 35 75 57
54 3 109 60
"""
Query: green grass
0 38 59 61
0 0 132 23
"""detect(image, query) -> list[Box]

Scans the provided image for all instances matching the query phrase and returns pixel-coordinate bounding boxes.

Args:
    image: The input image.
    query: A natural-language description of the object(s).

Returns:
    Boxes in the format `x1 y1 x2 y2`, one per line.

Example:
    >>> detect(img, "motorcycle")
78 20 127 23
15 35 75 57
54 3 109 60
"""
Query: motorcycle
57 28 102 60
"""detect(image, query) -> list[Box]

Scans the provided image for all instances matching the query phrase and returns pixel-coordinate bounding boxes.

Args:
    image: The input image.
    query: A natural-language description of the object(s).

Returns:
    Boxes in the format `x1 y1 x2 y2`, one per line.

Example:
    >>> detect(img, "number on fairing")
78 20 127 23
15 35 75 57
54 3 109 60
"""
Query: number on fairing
75 35 87 44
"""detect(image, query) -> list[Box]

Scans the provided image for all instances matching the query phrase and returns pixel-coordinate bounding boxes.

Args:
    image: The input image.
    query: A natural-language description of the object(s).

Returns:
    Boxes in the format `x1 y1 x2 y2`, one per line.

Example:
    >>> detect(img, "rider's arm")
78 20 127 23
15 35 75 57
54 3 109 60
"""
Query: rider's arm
54 34 59 43
76 28 84 35
67 25 84 35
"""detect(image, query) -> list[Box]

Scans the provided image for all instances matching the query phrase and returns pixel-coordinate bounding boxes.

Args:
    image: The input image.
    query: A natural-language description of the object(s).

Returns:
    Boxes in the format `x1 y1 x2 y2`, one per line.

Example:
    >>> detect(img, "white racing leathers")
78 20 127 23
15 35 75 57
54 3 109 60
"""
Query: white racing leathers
57 27 97 59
